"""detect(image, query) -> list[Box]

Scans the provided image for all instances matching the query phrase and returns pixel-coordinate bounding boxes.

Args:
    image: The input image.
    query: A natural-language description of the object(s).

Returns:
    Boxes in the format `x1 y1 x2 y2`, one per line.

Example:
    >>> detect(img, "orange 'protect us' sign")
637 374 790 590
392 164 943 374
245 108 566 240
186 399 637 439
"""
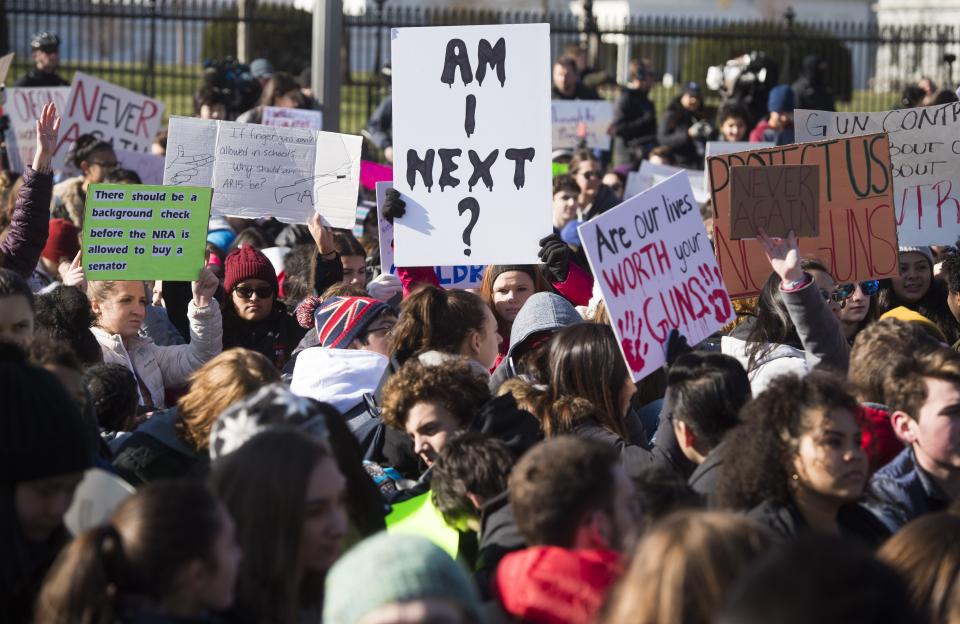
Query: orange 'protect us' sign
707 132 900 299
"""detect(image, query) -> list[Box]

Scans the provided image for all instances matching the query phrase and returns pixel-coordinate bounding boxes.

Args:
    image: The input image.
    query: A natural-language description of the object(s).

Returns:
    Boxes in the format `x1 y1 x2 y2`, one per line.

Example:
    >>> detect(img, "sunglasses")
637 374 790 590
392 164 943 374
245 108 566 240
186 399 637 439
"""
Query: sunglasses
832 280 880 301
579 171 602 180
234 285 274 300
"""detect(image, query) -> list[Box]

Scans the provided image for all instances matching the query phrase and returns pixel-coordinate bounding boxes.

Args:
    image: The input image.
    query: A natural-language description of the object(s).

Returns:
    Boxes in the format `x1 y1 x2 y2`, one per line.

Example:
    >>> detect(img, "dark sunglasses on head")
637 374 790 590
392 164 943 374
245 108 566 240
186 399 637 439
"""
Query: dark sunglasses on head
833 280 880 301
234 285 273 299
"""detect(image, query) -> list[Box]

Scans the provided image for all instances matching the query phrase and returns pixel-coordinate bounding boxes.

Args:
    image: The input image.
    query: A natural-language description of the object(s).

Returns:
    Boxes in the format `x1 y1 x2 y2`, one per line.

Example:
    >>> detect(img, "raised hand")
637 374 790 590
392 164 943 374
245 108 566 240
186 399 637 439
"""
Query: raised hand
33 102 62 172
757 228 804 283
382 188 406 224
59 251 86 291
191 267 219 308
538 233 571 283
307 212 336 256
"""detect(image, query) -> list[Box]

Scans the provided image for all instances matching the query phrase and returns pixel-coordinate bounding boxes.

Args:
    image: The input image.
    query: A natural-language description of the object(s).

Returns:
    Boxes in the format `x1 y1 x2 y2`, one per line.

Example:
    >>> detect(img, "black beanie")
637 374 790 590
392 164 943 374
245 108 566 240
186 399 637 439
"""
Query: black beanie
488 265 537 286
0 345 96 485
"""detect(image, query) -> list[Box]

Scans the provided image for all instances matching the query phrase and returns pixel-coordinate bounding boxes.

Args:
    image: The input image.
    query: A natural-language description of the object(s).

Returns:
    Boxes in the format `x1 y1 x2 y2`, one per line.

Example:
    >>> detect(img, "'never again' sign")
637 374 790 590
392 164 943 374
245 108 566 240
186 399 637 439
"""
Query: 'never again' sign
391 23 552 267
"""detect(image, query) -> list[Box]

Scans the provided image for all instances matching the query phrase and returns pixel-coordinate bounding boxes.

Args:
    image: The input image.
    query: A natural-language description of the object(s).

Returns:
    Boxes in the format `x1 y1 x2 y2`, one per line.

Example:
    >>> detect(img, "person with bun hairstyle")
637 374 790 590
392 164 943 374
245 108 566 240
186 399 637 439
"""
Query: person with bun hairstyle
51 133 118 227
2 103 59 280
33 284 103 365
34 481 241 624
88 268 222 410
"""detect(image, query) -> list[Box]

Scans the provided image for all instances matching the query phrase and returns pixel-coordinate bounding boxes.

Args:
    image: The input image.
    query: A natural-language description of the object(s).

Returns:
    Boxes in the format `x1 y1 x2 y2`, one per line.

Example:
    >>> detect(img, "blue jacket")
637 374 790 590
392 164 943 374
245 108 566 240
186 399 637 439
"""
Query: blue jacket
863 447 951 532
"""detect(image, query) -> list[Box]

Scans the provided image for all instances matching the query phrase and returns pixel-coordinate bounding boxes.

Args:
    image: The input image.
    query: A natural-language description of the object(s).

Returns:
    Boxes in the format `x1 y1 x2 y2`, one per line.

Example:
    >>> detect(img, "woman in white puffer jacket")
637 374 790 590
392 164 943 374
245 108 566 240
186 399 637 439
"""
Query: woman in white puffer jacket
88 269 222 409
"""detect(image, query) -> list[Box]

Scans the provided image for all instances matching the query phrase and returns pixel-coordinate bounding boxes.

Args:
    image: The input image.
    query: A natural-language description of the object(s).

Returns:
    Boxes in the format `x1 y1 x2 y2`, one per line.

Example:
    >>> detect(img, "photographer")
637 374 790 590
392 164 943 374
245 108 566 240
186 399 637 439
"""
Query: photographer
657 82 712 170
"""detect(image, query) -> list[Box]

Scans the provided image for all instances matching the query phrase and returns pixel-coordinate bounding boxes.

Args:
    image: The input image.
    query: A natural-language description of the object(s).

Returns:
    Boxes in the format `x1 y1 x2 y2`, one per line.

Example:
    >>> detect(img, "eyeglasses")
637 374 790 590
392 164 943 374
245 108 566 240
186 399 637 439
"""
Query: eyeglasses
579 171 601 180
363 322 396 338
832 280 880 301
234 285 274 300
91 160 119 170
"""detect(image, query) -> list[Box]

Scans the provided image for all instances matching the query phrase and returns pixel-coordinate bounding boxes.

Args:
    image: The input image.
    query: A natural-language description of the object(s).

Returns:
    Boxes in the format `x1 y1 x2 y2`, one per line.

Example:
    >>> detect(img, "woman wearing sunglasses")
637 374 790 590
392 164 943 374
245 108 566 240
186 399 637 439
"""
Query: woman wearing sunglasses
874 246 960 345
569 150 621 220
722 230 849 395
221 245 307 370
834 280 879 342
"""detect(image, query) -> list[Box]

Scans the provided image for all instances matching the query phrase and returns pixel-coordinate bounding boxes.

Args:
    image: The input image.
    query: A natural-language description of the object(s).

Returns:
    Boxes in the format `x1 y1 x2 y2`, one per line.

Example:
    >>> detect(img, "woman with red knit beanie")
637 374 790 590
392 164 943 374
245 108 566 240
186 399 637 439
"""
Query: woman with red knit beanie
222 244 306 369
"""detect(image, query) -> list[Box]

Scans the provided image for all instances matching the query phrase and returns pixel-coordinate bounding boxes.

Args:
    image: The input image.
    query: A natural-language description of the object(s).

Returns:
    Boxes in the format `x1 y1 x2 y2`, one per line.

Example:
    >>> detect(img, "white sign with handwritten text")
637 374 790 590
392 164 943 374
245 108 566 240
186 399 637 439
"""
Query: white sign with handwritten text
163 116 361 227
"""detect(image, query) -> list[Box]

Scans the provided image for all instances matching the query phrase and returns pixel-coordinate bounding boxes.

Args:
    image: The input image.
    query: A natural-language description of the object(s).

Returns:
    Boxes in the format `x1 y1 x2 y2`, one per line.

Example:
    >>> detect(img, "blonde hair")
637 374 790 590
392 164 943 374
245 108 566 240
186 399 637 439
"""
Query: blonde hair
603 511 767 624
175 348 281 450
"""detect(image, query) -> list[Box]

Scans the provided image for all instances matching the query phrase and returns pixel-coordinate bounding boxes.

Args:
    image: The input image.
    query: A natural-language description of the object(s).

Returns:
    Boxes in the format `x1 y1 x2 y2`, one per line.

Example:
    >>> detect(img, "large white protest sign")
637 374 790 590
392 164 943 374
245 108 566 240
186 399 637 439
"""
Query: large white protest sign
4 87 71 172
551 100 614 150
115 147 164 184
64 468 135 537
263 106 324 130
578 172 734 381
625 161 709 204
796 105 960 245
52 72 164 170
376 182 485 288
391 23 552 266
163 116 362 227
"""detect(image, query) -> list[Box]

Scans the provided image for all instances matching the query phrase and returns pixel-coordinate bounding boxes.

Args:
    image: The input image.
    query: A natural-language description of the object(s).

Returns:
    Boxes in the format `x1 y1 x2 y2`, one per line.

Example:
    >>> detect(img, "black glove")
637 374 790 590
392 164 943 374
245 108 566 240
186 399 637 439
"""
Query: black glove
382 188 406 223
665 328 692 367
538 233 571 283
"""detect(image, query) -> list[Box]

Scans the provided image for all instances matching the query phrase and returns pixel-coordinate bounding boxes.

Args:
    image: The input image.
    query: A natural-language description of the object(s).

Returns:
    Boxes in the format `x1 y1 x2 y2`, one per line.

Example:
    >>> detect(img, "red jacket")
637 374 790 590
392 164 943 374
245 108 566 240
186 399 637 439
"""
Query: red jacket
495 547 623 624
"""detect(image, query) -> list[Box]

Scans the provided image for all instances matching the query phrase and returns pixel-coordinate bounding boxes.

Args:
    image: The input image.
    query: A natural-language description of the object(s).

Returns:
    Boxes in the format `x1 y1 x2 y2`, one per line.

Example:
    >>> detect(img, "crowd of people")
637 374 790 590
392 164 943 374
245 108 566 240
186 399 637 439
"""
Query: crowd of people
3 28 960 624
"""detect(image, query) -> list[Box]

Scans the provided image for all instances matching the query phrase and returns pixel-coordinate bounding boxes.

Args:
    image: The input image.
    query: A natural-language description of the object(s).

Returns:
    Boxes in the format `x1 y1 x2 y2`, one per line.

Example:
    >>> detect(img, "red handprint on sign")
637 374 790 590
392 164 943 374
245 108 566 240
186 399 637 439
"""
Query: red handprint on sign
704 265 732 323
616 310 649 373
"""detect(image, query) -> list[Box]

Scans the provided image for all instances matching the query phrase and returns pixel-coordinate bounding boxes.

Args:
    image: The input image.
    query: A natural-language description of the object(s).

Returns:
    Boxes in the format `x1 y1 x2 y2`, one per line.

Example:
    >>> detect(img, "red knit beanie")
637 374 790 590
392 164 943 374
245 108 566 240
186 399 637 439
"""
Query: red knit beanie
224 245 278 294
41 218 80 263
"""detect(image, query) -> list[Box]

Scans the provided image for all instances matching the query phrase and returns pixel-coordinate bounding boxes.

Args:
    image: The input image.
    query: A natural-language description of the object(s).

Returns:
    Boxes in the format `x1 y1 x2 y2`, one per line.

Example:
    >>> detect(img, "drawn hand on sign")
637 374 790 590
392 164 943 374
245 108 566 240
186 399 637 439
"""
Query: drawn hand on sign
617 310 649 374
166 145 215 185
698 264 732 324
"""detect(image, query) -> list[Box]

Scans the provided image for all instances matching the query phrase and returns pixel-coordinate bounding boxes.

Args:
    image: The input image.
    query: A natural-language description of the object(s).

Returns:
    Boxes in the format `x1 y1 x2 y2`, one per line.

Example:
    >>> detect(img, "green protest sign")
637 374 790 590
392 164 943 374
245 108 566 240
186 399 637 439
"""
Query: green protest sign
82 184 212 281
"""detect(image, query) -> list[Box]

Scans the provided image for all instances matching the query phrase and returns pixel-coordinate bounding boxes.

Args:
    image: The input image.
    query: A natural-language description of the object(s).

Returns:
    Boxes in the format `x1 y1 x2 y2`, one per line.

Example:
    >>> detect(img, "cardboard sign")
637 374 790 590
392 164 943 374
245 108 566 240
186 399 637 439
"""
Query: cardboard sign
578 172 734 381
63 467 135 537
163 116 362 227
729 165 820 239
626 161 709 204
391 24 552 266
262 106 324 130
0 52 14 85
81 184 212 280
704 141 774 194
707 133 900 299
4 87 71 172
796 105 960 245
53 73 164 170
115 147 164 185
376 181 485 288
551 100 614 150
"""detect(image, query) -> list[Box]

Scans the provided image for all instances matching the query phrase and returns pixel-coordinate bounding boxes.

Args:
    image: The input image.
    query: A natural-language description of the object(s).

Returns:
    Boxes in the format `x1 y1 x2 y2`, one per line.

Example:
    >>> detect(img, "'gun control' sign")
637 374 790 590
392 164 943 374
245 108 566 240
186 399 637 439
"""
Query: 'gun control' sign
391 23 552 266
579 172 734 382
82 184 212 280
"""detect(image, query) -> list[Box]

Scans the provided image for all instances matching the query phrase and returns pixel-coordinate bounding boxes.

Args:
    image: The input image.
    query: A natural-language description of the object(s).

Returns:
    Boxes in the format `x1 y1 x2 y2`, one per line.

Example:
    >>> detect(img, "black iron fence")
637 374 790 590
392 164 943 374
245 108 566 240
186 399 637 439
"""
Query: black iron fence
5 0 960 137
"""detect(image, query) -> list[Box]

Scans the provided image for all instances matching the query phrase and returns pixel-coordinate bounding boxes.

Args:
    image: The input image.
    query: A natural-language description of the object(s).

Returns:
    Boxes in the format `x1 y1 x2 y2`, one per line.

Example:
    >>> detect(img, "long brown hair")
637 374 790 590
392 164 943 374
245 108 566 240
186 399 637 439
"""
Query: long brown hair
35 481 226 624
603 511 768 624
176 348 281 450
210 428 332 624
544 323 630 439
878 512 960 624
479 266 552 342
389 284 489 366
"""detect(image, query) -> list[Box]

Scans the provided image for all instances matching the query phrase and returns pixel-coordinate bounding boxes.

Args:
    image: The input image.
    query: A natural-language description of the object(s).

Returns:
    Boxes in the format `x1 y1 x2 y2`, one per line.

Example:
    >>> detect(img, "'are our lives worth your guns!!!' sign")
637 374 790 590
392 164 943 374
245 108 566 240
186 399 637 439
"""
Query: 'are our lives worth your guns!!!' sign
81 184 212 281
579 172 734 382
391 23 552 267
